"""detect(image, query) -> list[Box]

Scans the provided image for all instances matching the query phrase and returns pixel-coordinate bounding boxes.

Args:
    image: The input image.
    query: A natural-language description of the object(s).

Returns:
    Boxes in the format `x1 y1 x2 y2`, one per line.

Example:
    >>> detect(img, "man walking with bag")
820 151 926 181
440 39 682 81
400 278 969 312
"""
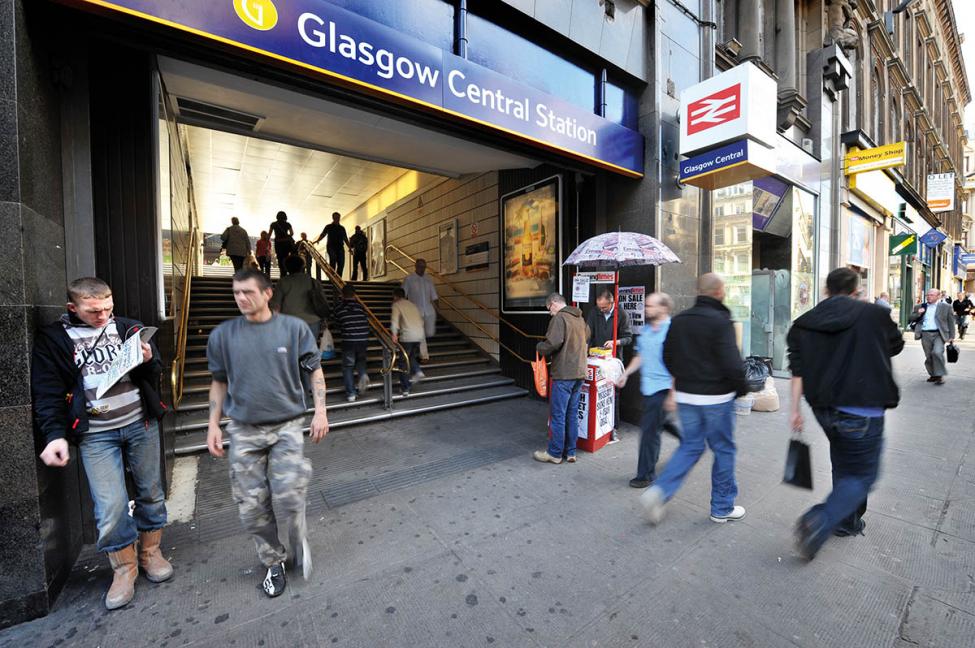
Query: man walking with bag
640 274 748 525
787 268 904 560
206 268 329 597
909 288 956 385
533 293 589 464
32 277 172 610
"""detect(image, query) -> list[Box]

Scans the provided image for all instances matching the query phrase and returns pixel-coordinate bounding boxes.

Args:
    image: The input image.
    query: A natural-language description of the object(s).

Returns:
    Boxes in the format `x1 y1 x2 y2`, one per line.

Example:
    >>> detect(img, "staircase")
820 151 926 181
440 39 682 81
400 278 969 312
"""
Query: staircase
170 276 528 455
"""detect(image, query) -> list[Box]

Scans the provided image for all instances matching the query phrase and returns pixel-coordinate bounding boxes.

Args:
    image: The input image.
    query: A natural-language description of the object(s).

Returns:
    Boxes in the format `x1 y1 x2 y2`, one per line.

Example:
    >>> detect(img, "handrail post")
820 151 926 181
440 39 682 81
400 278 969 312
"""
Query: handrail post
382 347 393 410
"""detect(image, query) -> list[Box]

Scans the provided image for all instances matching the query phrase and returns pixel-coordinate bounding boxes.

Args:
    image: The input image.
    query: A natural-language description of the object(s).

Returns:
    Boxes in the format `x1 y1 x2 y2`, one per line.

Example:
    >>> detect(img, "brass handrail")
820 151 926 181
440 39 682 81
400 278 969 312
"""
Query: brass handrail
297 240 409 376
386 257 534 365
171 227 199 408
384 243 545 341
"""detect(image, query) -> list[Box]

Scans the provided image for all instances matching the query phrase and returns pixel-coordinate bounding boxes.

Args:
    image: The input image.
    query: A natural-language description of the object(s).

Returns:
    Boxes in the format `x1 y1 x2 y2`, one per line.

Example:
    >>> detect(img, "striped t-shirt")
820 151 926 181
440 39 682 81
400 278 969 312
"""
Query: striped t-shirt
331 299 370 342
63 319 144 432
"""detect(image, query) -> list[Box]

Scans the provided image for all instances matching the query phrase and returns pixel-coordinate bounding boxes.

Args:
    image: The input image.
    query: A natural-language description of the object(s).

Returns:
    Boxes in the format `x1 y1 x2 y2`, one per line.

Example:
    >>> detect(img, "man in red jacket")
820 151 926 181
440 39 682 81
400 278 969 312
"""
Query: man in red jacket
31 277 172 610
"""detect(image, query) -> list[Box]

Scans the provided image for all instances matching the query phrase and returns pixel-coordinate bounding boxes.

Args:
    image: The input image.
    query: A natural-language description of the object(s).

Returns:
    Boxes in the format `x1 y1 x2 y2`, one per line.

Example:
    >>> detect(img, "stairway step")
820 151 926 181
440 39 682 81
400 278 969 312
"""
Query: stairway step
181 339 472 365
173 383 528 455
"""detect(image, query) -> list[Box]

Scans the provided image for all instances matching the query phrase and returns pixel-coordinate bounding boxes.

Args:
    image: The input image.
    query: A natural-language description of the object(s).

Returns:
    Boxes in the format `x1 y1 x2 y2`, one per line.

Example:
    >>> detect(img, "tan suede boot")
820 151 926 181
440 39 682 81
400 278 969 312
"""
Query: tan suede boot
105 544 138 610
138 530 174 583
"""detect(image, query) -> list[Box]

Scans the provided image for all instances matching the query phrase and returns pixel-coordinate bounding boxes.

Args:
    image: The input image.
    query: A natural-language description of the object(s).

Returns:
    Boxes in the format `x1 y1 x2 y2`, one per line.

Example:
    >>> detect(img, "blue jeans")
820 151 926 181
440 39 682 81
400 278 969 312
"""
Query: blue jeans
636 390 669 481
397 342 421 392
801 408 884 541
342 340 369 396
654 400 738 517
78 420 167 553
548 379 582 458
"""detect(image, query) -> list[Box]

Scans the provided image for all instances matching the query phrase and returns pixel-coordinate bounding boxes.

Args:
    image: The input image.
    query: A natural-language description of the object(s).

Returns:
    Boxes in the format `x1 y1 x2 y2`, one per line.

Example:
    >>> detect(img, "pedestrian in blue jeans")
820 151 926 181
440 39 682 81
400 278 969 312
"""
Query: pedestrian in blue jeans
617 292 675 488
640 274 749 524
332 284 371 401
533 293 590 465
787 268 903 560
31 277 173 610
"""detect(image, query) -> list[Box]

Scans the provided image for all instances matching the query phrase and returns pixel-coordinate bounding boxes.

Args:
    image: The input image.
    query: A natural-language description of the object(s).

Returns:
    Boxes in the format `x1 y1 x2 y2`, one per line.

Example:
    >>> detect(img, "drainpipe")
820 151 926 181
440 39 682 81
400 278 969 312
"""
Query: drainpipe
454 0 468 58
598 69 608 117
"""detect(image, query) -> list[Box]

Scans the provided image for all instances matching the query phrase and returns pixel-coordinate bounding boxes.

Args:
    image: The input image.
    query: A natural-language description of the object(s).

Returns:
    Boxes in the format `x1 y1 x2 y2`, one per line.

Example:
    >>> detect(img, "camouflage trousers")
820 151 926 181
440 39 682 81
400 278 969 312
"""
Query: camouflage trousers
227 417 312 567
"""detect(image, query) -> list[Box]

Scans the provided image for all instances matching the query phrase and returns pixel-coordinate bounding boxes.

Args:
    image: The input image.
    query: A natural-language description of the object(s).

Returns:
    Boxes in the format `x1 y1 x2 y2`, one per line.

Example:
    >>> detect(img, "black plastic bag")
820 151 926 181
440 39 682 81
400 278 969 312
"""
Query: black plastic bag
947 343 960 364
783 437 813 490
743 357 771 393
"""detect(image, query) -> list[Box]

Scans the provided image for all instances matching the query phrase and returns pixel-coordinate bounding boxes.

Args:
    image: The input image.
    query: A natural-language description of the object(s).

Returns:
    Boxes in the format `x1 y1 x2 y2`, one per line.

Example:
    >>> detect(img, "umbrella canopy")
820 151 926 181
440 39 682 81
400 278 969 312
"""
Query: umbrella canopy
563 231 681 270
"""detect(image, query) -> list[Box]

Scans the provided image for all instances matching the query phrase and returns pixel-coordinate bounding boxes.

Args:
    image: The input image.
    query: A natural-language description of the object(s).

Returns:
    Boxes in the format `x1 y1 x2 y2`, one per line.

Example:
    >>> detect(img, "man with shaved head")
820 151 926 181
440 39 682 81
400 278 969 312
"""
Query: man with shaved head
640 273 748 525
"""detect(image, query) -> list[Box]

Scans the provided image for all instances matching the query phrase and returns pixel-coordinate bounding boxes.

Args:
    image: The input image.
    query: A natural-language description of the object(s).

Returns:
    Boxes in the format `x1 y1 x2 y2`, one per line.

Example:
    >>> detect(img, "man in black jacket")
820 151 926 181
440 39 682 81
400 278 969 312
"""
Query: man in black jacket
586 287 633 443
787 267 904 560
31 277 172 610
640 274 748 525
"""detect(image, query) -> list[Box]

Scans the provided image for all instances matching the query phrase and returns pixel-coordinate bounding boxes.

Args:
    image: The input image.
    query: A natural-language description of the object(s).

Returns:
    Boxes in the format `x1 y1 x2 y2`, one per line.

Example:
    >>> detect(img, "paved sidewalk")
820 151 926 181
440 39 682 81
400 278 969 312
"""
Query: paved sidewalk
3 342 975 647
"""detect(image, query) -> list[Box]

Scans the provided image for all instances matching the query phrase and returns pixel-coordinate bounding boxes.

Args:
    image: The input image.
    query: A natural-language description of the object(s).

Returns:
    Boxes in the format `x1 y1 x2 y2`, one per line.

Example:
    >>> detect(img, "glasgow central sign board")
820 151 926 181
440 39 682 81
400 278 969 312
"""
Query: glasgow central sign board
679 63 778 157
678 139 776 190
67 0 644 177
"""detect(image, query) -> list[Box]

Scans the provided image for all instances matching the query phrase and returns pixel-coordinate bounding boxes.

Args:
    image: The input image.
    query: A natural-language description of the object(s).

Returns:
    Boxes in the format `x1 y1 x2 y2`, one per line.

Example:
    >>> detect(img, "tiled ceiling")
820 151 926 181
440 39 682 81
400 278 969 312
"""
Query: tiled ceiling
186 126 409 237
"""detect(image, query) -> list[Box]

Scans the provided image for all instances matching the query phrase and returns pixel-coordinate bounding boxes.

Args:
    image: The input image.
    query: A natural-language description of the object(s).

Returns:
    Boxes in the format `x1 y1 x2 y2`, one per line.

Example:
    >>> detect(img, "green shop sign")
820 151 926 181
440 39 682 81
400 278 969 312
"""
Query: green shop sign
889 233 917 256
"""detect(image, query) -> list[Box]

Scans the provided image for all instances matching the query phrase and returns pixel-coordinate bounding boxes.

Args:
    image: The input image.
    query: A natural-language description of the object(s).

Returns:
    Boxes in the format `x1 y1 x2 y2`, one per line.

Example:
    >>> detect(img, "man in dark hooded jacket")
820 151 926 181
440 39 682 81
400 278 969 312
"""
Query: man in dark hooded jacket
787 267 904 560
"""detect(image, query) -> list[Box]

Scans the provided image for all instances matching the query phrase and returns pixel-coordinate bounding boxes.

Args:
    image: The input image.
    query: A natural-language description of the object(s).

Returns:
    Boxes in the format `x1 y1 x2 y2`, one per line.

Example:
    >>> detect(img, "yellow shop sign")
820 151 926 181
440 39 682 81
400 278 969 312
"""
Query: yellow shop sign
843 142 906 175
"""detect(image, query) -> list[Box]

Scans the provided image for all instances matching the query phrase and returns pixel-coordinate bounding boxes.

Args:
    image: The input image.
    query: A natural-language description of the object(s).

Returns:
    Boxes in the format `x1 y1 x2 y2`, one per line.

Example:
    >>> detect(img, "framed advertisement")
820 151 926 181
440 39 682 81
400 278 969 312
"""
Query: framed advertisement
368 217 386 279
501 175 561 313
438 219 458 275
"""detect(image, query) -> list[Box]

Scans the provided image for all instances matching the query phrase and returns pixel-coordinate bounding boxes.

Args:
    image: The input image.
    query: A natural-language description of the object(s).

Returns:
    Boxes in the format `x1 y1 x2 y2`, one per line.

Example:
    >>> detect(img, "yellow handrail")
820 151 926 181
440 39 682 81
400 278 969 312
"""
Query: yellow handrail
171 227 199 408
386 257 534 365
297 240 409 375
384 243 545 341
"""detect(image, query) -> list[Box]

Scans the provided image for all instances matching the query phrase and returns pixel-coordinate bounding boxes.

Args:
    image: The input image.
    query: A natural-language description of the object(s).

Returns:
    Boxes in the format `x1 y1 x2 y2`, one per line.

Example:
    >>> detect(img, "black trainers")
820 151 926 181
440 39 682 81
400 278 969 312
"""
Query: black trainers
629 477 652 489
262 562 287 598
833 518 866 537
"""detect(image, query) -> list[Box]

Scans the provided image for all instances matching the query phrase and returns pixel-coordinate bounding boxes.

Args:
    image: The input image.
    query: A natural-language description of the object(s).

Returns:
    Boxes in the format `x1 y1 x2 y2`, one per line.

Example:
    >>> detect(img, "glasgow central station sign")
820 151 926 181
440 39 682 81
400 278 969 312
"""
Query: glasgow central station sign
65 0 645 177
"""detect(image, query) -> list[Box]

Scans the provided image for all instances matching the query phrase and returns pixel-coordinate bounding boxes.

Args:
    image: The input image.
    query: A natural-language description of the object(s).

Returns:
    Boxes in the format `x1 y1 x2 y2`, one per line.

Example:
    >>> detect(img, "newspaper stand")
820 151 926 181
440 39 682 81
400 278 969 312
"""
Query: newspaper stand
576 359 615 453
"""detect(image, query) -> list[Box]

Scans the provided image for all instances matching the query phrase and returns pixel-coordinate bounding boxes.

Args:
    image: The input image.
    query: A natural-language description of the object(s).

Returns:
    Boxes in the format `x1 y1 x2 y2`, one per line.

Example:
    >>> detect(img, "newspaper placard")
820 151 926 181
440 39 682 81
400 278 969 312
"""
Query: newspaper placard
94 327 156 399
572 274 591 303
618 286 645 328
577 379 615 440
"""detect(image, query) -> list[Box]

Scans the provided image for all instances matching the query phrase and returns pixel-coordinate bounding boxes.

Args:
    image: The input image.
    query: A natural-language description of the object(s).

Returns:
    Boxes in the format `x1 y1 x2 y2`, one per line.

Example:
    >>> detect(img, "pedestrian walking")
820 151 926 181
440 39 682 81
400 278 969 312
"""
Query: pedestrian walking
255 230 272 277
332 284 371 401
205 268 328 598
532 293 589 465
297 232 313 274
874 292 892 310
402 258 439 361
268 211 295 276
909 288 956 385
221 217 251 271
390 287 425 396
31 277 172 610
270 256 330 335
350 225 369 281
314 212 351 278
952 292 973 339
788 267 904 559
640 274 748 525
616 292 675 488
586 286 633 444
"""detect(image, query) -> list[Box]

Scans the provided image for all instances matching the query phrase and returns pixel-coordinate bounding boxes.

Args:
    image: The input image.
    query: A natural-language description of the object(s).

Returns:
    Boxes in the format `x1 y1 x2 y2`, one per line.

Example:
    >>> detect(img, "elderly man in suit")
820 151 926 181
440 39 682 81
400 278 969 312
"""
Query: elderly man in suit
910 288 956 385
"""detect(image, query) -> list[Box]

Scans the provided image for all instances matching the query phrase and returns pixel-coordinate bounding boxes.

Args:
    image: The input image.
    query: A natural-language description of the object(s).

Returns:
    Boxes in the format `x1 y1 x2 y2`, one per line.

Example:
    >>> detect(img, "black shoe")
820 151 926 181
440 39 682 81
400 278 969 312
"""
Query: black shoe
833 519 866 537
629 478 652 489
794 514 827 561
927 376 938 382
262 562 287 598
934 377 945 385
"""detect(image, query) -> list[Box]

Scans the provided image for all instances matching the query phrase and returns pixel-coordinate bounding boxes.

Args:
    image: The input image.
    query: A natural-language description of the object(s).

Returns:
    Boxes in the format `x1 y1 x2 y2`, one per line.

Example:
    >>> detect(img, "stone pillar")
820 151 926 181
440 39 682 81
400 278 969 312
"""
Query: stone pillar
737 0 763 63
774 0 806 130
0 0 83 628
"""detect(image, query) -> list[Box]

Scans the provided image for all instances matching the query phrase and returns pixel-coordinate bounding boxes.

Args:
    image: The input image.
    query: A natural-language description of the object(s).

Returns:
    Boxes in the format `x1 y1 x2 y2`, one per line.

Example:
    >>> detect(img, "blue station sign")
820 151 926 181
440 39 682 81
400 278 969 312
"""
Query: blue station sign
677 138 776 190
69 0 644 177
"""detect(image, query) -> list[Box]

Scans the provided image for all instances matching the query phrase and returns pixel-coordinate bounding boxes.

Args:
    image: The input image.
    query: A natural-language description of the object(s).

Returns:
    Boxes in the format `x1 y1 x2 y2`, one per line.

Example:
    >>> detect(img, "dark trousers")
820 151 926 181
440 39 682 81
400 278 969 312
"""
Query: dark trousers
397 342 421 392
351 252 368 281
256 255 272 276
274 241 294 275
802 408 884 544
328 247 345 278
341 340 369 396
635 390 669 481
229 255 245 271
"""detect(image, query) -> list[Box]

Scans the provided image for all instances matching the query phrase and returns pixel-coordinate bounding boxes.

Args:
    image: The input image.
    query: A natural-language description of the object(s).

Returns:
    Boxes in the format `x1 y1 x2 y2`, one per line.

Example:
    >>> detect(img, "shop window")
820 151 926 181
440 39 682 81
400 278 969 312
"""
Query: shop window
467 13 596 114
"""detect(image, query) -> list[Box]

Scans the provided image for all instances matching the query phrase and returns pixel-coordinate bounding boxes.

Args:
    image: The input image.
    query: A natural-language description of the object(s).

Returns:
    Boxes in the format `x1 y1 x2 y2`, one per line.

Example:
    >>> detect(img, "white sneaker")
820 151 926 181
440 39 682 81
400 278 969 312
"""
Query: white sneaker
413 370 426 382
710 506 746 523
639 486 666 525
346 394 356 402
358 374 370 393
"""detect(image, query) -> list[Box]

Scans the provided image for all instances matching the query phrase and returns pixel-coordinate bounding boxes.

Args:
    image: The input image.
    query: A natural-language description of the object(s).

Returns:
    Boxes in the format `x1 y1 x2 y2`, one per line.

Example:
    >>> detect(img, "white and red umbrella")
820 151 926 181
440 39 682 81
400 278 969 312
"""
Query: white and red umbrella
564 232 681 355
